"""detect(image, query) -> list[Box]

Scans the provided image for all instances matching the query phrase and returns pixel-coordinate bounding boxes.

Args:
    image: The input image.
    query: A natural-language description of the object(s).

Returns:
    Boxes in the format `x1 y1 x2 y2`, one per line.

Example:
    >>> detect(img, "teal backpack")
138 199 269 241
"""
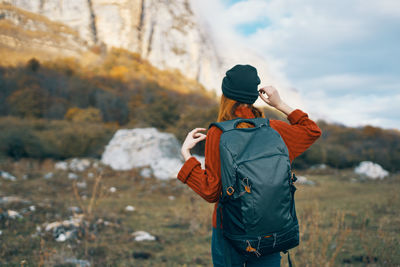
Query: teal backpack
209 117 299 266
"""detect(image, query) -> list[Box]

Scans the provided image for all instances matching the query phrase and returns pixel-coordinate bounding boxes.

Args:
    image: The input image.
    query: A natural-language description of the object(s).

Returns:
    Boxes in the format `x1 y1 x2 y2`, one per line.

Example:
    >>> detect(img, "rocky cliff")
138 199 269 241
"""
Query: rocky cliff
2 0 222 90
0 3 90 63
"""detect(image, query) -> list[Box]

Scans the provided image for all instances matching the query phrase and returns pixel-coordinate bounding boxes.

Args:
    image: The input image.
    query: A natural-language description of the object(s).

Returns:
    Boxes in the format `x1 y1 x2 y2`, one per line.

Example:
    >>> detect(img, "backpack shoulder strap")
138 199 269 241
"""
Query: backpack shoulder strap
208 117 270 132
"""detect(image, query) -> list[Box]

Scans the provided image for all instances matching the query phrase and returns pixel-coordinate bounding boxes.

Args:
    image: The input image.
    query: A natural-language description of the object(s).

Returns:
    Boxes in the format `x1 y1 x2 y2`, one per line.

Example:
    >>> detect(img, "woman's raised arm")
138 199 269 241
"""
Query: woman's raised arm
177 126 222 203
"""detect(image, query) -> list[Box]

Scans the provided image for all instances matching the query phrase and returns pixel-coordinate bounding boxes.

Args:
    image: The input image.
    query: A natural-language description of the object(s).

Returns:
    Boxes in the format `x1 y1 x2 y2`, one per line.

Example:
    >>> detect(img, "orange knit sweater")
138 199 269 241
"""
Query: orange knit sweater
177 105 322 228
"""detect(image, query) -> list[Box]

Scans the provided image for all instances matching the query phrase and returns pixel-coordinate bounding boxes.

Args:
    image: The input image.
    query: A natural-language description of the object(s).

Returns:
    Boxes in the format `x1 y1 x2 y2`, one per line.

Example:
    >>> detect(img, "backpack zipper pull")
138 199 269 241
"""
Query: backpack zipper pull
246 240 261 257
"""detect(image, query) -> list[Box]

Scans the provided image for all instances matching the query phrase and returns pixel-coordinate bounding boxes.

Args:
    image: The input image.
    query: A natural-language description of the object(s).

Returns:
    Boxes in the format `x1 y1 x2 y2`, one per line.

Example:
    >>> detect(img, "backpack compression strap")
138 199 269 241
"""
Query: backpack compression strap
208 117 270 132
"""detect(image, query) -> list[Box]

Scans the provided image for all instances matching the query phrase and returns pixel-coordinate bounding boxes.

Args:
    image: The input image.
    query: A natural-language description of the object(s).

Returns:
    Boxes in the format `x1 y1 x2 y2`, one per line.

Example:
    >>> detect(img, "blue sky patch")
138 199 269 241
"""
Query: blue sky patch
236 19 270 36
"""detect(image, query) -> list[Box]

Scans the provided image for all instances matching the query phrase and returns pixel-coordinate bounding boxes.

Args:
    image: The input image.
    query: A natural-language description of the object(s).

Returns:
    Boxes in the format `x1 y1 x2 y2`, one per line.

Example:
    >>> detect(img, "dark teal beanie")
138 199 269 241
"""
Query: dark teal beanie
222 64 260 104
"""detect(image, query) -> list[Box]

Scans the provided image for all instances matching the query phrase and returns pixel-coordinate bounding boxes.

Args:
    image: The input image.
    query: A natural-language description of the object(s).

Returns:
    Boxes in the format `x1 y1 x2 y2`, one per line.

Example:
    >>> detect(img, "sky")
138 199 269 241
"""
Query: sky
191 0 400 130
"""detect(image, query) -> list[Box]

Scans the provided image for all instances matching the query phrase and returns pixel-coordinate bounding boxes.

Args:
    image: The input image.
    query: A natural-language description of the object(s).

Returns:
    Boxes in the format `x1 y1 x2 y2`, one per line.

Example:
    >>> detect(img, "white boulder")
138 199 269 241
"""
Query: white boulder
354 161 389 179
101 128 183 180
1 171 16 181
192 154 205 169
109 187 117 193
295 175 315 185
132 231 156 242
125 205 135 212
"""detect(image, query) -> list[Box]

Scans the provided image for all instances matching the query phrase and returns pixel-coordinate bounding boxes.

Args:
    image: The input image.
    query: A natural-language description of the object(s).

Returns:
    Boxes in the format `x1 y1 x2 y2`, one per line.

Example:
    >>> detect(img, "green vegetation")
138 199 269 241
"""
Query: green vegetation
0 117 115 159
295 122 400 172
0 161 399 266
1 51 400 171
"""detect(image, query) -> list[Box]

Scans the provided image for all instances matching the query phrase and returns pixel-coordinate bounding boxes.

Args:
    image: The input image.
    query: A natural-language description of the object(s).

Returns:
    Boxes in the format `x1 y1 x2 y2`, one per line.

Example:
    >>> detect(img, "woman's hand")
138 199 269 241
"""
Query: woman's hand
258 86 283 108
259 86 294 116
181 128 207 161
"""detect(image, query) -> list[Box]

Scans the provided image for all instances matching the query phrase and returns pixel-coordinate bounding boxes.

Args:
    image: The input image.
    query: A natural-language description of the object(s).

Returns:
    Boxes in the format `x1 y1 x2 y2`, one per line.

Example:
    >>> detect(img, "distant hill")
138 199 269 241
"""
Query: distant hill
0 3 399 172
0 52 399 172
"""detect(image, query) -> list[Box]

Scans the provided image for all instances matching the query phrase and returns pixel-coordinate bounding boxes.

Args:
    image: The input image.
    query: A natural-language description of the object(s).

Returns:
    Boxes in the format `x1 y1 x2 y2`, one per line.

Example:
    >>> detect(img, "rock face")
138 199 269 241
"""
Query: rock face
101 128 183 180
0 3 89 58
3 0 222 90
354 161 389 179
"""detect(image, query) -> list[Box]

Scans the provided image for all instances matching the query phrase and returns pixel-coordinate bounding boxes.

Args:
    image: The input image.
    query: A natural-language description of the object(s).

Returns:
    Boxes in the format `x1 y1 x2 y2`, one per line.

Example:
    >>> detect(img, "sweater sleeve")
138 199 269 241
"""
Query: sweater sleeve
270 109 322 162
176 126 222 203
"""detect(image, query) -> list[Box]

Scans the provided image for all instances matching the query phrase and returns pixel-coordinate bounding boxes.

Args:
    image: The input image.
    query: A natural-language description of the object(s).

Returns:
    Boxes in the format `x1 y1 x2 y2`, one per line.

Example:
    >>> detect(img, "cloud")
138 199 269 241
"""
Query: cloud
191 0 400 130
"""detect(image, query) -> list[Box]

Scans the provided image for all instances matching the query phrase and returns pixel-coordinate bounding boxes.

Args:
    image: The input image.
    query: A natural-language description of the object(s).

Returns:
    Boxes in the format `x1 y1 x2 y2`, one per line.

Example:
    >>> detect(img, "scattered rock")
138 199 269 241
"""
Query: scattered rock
44 214 84 242
1 171 16 181
109 187 117 193
44 172 53 179
101 128 183 179
140 168 152 178
132 231 156 241
354 161 389 179
68 173 79 180
55 159 94 172
45 214 83 232
68 206 82 213
76 181 87 189
125 205 135 212
296 175 316 185
69 158 91 172
56 233 68 242
0 196 30 204
7 210 22 219
64 258 91 267
55 161 68 171
310 163 327 170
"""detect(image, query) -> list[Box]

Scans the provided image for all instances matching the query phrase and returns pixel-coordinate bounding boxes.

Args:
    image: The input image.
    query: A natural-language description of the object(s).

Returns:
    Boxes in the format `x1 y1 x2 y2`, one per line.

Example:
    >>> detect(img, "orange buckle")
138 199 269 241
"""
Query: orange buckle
226 186 235 196
246 245 256 253
244 185 251 193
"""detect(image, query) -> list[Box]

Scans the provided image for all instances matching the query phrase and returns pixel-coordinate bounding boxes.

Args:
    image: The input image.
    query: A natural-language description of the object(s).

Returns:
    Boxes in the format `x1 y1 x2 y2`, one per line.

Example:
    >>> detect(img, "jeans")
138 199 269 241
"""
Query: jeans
211 227 281 267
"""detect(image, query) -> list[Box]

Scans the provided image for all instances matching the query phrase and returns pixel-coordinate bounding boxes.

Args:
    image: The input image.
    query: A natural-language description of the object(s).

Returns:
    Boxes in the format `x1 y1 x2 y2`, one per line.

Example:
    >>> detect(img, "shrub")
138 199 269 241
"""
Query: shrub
65 107 102 123
0 117 116 159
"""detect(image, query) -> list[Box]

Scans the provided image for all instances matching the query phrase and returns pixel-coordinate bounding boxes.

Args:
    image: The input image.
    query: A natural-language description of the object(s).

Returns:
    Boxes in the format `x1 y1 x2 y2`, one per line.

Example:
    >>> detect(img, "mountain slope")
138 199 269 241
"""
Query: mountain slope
2 0 223 91
0 3 93 64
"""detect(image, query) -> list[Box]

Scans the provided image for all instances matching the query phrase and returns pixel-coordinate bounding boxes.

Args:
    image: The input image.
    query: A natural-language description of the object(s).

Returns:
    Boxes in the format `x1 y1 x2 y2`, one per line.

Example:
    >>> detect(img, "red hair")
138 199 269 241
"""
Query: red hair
217 94 264 128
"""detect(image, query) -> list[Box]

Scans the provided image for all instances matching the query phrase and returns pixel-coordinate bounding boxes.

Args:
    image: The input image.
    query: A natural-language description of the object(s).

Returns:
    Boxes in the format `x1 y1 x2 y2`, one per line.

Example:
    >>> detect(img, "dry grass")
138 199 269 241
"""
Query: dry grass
0 159 399 266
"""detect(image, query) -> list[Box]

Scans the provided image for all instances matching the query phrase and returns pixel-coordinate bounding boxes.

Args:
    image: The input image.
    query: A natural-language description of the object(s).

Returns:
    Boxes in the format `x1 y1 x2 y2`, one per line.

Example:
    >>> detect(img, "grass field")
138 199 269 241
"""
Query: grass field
1 159 399 266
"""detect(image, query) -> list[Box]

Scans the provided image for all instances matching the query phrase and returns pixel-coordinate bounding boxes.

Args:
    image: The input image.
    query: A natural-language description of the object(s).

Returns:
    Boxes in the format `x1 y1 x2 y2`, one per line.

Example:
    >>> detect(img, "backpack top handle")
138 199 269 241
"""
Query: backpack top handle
209 117 270 133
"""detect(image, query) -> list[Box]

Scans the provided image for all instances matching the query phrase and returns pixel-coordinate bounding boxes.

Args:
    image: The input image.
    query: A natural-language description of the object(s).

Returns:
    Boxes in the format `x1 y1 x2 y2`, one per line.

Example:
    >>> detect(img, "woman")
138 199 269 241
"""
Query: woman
177 64 322 266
